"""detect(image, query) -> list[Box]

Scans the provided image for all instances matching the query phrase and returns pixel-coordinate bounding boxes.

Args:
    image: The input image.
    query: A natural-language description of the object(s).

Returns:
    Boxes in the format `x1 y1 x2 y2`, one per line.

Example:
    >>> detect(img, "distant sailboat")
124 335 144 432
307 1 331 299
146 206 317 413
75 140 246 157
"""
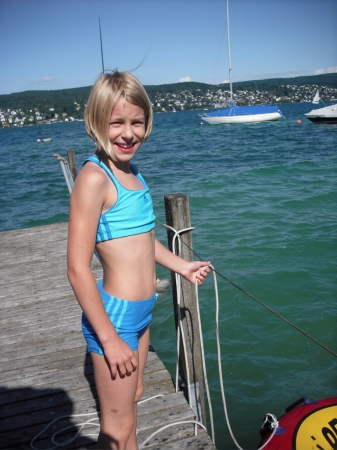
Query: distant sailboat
312 90 320 104
200 0 284 125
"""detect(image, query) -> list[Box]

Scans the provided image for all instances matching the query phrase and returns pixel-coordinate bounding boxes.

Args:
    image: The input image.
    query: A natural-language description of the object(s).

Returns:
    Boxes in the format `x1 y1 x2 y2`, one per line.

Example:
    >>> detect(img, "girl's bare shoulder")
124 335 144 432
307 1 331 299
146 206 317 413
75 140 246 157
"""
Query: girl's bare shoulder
71 160 117 214
75 161 109 191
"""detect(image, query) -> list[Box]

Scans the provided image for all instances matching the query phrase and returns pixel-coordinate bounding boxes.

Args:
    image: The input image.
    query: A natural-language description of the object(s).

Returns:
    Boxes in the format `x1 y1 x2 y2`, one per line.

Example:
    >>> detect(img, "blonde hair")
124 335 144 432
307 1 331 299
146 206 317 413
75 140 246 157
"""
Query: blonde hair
84 71 153 157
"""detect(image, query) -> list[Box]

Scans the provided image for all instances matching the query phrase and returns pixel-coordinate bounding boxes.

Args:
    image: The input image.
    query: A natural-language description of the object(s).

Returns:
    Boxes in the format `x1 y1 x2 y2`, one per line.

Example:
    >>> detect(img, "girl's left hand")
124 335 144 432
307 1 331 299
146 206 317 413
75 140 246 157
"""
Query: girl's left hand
181 261 211 285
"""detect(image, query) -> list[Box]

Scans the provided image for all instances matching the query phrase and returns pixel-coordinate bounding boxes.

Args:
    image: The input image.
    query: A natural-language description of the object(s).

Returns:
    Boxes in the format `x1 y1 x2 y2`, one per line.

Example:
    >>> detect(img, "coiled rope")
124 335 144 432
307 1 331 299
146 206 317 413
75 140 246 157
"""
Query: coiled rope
30 395 207 450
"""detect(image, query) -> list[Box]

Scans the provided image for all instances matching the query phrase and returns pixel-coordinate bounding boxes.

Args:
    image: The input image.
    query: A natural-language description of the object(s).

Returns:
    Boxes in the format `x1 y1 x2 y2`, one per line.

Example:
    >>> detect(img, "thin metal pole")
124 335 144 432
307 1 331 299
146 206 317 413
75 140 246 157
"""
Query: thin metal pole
226 0 233 106
53 154 74 194
99 18 105 74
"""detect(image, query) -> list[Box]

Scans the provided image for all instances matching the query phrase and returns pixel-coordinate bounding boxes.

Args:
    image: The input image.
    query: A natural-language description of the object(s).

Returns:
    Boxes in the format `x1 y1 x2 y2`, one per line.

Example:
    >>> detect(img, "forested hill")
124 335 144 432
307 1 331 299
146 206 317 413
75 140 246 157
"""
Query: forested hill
1 73 337 109
1 73 336 127
145 73 337 95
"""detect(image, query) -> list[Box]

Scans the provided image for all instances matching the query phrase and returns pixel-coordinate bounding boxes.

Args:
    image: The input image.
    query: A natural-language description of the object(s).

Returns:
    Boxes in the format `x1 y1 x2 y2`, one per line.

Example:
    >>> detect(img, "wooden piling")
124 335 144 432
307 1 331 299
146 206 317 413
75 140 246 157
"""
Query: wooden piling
164 193 206 425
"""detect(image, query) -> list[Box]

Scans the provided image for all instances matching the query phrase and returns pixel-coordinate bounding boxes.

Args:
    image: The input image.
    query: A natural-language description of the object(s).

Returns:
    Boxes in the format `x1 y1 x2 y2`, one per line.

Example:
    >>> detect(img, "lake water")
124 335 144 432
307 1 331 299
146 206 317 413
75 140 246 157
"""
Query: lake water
0 103 336 449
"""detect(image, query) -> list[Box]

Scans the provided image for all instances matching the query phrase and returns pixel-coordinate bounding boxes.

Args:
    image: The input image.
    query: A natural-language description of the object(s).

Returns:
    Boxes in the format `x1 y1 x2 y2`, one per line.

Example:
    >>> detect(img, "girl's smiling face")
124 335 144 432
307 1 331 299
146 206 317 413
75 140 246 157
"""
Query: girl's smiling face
108 97 146 162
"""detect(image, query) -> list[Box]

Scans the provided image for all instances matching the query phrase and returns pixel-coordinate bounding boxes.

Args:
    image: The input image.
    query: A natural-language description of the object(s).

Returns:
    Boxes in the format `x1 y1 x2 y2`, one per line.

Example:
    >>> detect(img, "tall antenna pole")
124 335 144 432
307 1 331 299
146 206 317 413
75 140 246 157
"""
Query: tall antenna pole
226 0 233 106
99 18 105 74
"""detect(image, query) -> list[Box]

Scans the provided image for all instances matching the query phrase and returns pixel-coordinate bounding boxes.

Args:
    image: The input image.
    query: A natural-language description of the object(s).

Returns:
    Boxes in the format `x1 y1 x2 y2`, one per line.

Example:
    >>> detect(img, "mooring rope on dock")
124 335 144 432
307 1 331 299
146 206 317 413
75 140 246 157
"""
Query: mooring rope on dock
164 223 216 443
30 394 208 450
164 223 278 450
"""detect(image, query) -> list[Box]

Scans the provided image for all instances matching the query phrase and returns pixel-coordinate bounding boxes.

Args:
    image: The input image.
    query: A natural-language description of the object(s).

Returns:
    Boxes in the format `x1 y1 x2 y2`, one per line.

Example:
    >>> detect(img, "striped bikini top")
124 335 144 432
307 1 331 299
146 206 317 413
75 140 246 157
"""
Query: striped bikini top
84 156 155 242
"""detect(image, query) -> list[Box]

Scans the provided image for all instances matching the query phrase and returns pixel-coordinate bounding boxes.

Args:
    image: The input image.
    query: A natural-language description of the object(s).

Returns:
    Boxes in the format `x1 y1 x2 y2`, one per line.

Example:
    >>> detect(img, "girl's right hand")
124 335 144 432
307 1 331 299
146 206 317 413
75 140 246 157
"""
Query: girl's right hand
103 337 138 378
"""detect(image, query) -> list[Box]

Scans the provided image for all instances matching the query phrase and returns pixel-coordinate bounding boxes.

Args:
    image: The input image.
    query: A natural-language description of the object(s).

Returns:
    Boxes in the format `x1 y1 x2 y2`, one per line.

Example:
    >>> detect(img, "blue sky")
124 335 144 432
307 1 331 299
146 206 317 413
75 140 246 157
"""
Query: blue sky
0 0 336 95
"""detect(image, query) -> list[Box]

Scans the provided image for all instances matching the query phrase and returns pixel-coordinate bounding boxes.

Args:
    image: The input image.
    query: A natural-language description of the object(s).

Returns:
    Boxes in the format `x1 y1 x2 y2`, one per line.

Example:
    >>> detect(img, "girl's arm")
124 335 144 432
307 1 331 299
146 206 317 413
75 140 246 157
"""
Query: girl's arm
67 166 138 378
154 238 210 285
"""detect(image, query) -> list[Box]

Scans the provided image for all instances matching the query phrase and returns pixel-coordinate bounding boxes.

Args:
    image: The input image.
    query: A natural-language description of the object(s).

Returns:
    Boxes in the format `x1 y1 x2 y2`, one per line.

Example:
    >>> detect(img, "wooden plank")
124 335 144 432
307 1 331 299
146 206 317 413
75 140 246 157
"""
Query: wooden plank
0 345 165 382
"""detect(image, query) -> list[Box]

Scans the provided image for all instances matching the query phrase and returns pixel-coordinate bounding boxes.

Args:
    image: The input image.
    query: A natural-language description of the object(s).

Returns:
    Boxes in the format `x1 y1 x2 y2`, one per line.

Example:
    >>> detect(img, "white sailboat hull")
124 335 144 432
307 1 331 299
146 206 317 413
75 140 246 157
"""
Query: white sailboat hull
202 111 282 124
304 104 337 123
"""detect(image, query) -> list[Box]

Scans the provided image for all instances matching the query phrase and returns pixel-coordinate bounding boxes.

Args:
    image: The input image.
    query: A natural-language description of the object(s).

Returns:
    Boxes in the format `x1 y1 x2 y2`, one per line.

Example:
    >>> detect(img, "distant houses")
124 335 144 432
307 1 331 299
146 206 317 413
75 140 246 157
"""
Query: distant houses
0 105 73 127
0 80 336 128
147 82 336 114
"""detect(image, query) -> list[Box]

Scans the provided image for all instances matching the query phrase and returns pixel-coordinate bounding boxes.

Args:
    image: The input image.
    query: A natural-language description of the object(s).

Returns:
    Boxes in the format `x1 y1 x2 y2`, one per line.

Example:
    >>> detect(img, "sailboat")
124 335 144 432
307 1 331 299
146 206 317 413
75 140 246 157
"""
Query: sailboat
304 90 337 123
200 0 284 125
312 90 320 104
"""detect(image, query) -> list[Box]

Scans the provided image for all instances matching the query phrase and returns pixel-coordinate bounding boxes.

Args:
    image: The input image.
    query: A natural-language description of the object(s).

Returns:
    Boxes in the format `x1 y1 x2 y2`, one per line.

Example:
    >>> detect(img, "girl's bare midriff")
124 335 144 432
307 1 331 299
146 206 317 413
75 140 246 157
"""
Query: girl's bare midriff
96 229 156 301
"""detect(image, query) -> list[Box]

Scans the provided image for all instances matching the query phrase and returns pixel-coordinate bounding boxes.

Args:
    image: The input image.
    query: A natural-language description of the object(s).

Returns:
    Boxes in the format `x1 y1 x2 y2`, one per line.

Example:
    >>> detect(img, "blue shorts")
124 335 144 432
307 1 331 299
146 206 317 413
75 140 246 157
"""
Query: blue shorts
82 280 157 353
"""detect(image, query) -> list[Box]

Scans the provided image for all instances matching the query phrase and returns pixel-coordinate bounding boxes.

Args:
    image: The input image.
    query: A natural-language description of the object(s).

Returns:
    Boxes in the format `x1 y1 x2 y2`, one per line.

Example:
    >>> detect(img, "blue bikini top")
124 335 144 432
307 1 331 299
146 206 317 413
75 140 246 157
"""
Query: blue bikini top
84 156 155 242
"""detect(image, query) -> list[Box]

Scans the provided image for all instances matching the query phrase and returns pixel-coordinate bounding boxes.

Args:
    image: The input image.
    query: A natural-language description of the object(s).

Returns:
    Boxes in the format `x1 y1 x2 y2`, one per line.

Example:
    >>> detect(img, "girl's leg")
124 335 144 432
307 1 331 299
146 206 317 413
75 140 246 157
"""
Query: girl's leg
91 350 139 450
136 327 150 402
126 327 150 449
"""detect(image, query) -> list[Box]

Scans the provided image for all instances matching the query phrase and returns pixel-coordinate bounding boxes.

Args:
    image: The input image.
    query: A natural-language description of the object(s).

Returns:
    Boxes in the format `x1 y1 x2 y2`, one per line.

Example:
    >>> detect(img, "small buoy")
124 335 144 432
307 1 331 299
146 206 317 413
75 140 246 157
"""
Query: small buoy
200 121 204 125
296 119 302 124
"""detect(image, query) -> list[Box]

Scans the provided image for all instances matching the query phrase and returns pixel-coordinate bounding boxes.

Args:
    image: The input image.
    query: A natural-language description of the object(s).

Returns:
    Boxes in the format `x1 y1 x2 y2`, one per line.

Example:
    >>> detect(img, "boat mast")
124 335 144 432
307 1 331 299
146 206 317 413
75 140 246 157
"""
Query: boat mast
226 0 233 106
99 18 105 74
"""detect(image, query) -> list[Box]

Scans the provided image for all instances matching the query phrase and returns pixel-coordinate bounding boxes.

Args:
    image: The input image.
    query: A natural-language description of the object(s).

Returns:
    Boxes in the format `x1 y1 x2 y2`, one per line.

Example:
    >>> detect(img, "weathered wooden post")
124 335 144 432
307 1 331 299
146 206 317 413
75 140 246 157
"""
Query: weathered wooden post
67 149 77 181
164 193 206 425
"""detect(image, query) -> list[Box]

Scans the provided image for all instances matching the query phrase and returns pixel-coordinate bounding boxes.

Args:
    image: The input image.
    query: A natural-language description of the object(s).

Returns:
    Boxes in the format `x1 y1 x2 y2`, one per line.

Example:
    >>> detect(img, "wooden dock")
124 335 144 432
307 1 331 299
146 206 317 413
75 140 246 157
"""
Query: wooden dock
0 223 216 449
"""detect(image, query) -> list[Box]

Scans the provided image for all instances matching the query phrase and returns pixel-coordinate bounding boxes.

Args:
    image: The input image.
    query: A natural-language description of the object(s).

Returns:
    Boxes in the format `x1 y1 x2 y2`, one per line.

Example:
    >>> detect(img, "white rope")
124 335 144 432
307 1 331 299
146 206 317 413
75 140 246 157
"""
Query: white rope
194 277 215 443
30 412 100 450
29 396 162 450
160 223 195 409
257 415 279 450
210 263 278 450
161 223 215 442
30 399 206 450
161 223 280 449
139 420 207 449
172 227 194 408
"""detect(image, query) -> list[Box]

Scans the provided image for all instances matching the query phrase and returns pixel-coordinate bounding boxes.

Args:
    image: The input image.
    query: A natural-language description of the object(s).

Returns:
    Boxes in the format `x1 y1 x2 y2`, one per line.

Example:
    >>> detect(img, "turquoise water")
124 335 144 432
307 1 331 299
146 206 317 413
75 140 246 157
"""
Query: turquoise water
1 103 336 449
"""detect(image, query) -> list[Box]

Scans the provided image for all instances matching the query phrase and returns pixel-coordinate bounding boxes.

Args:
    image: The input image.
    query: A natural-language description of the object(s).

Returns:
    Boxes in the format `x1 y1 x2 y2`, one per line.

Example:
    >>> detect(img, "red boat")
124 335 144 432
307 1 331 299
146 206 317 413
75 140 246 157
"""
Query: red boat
258 397 337 449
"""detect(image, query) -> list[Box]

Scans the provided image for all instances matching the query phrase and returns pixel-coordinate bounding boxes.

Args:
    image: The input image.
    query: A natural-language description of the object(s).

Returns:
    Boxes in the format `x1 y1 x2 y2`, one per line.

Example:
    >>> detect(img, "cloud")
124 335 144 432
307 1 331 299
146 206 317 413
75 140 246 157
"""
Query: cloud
313 67 337 75
29 77 54 86
178 76 192 82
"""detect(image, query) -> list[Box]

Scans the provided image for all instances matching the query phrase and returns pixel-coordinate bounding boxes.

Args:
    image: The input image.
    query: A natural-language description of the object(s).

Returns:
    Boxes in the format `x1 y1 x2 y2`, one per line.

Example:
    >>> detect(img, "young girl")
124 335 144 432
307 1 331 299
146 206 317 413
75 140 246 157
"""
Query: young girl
67 70 210 450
